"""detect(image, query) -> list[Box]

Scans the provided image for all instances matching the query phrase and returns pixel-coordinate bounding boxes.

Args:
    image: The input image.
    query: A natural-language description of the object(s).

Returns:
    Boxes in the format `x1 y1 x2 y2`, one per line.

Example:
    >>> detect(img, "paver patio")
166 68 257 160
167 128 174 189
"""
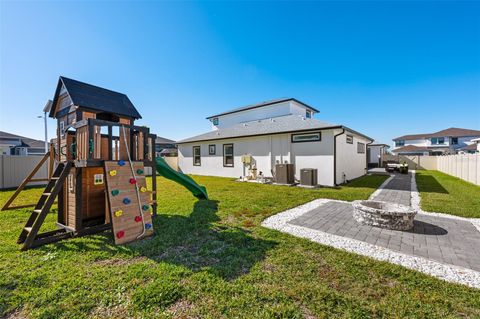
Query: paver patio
288 173 480 272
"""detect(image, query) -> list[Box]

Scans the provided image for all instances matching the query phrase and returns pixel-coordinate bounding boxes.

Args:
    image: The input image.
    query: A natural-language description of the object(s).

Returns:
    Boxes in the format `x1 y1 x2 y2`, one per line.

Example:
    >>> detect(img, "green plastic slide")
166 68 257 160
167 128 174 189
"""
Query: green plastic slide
155 157 208 200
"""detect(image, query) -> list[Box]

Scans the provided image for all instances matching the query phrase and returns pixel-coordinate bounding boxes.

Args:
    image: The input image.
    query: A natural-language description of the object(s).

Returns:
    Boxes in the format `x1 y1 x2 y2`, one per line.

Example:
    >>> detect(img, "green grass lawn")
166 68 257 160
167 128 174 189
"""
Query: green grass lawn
416 170 480 218
1 174 479 318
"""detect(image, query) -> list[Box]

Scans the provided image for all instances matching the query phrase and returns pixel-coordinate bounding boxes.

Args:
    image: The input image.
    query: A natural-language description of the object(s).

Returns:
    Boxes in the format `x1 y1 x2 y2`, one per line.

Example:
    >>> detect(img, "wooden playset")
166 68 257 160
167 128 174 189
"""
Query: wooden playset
4 77 159 250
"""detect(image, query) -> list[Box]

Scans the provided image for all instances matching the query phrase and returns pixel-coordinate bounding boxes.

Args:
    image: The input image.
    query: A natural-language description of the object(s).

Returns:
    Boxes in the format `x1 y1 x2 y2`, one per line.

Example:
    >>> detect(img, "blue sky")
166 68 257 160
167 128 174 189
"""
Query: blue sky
1 1 479 146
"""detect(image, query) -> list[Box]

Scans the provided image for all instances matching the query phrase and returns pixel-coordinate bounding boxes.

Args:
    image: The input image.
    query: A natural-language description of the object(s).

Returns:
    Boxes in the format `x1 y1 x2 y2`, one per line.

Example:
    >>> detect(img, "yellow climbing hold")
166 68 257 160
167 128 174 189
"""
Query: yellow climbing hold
109 170 117 177
140 186 147 193
114 210 123 217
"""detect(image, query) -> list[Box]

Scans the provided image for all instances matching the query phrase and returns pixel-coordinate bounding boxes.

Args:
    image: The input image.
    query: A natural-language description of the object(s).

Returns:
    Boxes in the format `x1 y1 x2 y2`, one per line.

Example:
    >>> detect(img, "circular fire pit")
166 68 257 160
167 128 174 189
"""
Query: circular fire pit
352 200 417 231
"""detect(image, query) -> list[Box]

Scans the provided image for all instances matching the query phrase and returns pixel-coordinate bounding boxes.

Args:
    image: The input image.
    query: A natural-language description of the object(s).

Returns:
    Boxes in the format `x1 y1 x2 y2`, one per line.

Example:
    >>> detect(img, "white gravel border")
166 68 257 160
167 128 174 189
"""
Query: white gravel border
262 199 480 289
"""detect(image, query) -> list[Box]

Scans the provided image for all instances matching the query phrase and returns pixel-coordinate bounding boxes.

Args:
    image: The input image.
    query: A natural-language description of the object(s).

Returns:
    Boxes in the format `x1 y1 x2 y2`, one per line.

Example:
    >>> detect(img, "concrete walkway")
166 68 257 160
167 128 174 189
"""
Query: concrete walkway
262 172 480 288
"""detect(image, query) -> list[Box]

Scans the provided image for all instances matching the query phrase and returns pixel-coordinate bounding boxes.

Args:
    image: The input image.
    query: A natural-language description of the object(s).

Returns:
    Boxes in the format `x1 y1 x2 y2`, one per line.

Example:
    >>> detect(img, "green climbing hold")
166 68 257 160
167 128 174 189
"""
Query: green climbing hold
136 169 144 175
142 204 150 211
111 189 120 196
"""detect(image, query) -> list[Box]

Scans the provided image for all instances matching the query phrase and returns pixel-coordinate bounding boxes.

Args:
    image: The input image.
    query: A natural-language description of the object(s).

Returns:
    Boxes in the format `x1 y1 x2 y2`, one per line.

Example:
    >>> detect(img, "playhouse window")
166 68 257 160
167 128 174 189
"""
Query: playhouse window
193 146 201 166
93 174 104 185
223 144 234 167
59 121 65 137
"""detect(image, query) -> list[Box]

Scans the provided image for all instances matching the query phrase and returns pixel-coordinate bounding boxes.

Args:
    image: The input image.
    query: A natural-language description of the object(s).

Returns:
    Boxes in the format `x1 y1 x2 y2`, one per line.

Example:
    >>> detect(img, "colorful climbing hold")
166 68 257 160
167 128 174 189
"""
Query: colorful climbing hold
123 198 131 204
129 178 137 184
142 204 150 211
145 223 152 230
109 170 117 176
116 230 125 238
111 189 120 196
114 210 123 217
140 187 147 193
118 160 125 166
136 169 144 175
134 216 142 222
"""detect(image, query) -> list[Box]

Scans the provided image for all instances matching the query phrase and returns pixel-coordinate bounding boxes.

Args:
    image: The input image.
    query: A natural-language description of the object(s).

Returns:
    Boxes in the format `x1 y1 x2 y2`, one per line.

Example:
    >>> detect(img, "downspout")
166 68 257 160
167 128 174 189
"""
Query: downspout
333 128 345 186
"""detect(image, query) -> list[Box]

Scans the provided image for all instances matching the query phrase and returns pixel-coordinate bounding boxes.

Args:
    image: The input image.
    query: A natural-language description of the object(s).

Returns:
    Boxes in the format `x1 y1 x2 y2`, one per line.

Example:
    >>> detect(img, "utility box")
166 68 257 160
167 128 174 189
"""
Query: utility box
275 164 295 184
300 168 318 186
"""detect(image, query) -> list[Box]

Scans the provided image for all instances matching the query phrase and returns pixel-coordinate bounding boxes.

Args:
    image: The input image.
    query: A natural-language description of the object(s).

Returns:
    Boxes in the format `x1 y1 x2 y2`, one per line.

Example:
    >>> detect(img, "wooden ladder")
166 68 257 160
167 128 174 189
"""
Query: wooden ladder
17 162 73 251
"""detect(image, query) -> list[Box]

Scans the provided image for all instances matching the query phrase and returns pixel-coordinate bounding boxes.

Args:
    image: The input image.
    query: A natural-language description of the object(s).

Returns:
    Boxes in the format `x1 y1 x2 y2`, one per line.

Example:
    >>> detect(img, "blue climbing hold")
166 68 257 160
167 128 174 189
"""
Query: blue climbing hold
145 223 152 230
118 160 125 166
123 198 131 204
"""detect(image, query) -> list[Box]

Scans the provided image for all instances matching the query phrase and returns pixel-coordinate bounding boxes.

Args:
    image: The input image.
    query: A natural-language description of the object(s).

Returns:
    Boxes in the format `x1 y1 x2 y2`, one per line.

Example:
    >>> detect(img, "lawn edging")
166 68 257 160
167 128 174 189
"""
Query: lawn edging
262 198 480 289
411 170 480 233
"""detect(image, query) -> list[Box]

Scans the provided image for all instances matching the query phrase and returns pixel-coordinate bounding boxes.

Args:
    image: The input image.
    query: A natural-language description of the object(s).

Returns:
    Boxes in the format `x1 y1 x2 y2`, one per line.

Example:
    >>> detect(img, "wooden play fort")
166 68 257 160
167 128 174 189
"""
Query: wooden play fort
4 77 159 250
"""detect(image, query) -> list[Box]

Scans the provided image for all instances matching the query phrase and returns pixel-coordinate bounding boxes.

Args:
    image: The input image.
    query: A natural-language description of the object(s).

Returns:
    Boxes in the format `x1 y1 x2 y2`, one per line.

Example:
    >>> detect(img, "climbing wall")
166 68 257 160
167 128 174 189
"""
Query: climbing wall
104 160 154 245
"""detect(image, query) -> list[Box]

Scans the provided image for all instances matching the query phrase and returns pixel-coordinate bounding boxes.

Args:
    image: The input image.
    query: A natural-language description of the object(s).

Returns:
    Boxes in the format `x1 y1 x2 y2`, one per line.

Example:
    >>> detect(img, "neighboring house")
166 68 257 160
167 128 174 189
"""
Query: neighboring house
392 127 480 155
0 131 46 155
367 142 390 168
155 136 177 157
457 137 480 154
176 98 373 186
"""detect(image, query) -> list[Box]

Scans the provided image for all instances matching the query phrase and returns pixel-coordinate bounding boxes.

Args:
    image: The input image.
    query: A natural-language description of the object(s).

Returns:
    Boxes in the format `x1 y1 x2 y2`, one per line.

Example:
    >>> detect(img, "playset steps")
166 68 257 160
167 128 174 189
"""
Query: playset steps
104 161 154 245
17 162 73 250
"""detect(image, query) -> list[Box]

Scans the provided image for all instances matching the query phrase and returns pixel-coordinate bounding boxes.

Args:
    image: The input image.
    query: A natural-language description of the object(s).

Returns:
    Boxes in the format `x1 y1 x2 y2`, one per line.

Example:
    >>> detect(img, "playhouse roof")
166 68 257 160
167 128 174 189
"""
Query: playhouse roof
49 76 142 119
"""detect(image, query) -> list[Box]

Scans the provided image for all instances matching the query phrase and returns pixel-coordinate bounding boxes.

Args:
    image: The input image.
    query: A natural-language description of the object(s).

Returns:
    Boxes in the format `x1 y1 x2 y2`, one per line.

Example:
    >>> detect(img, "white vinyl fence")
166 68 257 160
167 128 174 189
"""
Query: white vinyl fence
0 155 48 189
436 154 480 185
381 154 480 185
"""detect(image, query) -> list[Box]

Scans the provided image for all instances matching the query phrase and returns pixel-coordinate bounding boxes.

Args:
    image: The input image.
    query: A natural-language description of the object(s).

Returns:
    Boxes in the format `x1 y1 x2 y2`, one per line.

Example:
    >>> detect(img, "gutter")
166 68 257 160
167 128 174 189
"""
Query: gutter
333 128 345 186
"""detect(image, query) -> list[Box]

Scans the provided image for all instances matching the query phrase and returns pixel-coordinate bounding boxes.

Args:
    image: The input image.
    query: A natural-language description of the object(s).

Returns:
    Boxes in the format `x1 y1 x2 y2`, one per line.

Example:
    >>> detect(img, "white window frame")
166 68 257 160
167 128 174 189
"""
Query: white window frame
223 144 234 167
346 135 353 144
193 146 201 166
357 142 365 154
291 132 321 143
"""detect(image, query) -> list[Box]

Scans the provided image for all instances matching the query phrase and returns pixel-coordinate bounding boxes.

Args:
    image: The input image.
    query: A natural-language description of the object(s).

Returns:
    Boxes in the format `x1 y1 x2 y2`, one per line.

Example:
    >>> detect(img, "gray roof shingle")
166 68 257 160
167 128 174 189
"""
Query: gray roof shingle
177 115 372 143
50 77 142 119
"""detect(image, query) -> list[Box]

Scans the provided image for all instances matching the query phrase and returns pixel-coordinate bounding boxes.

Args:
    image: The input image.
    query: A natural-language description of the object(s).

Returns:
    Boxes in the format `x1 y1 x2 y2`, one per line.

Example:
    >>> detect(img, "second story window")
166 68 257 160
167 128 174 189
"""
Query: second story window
212 118 219 125
451 137 458 145
395 140 405 147
431 137 445 145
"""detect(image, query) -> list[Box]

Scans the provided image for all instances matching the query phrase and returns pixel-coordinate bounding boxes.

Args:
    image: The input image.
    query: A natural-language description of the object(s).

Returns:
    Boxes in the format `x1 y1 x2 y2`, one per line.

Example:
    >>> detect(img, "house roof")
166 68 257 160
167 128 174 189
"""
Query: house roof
392 145 431 153
393 127 480 141
155 136 176 144
49 76 142 119
206 98 319 119
369 141 390 147
459 144 478 151
177 114 372 144
0 131 45 148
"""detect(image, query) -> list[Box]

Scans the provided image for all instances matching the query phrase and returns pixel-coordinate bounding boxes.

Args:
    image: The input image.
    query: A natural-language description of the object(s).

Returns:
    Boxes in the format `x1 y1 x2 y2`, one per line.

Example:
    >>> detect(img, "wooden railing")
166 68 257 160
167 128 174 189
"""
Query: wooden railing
59 119 156 164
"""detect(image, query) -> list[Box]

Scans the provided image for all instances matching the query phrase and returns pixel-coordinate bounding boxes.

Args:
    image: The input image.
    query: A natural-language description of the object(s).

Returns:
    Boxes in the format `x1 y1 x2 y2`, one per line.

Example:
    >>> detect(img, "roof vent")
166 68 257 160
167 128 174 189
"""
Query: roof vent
243 123 248 127
270 118 275 122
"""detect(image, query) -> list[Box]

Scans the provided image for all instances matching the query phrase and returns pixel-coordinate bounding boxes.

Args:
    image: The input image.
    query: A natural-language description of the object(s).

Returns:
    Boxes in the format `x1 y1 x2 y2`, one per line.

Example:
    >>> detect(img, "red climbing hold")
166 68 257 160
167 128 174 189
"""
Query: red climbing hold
116 230 125 239
129 178 137 184
134 216 142 222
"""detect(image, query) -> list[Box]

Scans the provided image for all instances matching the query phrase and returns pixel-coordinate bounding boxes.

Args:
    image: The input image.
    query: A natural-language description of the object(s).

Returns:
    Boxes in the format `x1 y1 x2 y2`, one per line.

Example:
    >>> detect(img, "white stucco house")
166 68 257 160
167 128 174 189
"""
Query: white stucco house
367 142 390 168
176 98 373 186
